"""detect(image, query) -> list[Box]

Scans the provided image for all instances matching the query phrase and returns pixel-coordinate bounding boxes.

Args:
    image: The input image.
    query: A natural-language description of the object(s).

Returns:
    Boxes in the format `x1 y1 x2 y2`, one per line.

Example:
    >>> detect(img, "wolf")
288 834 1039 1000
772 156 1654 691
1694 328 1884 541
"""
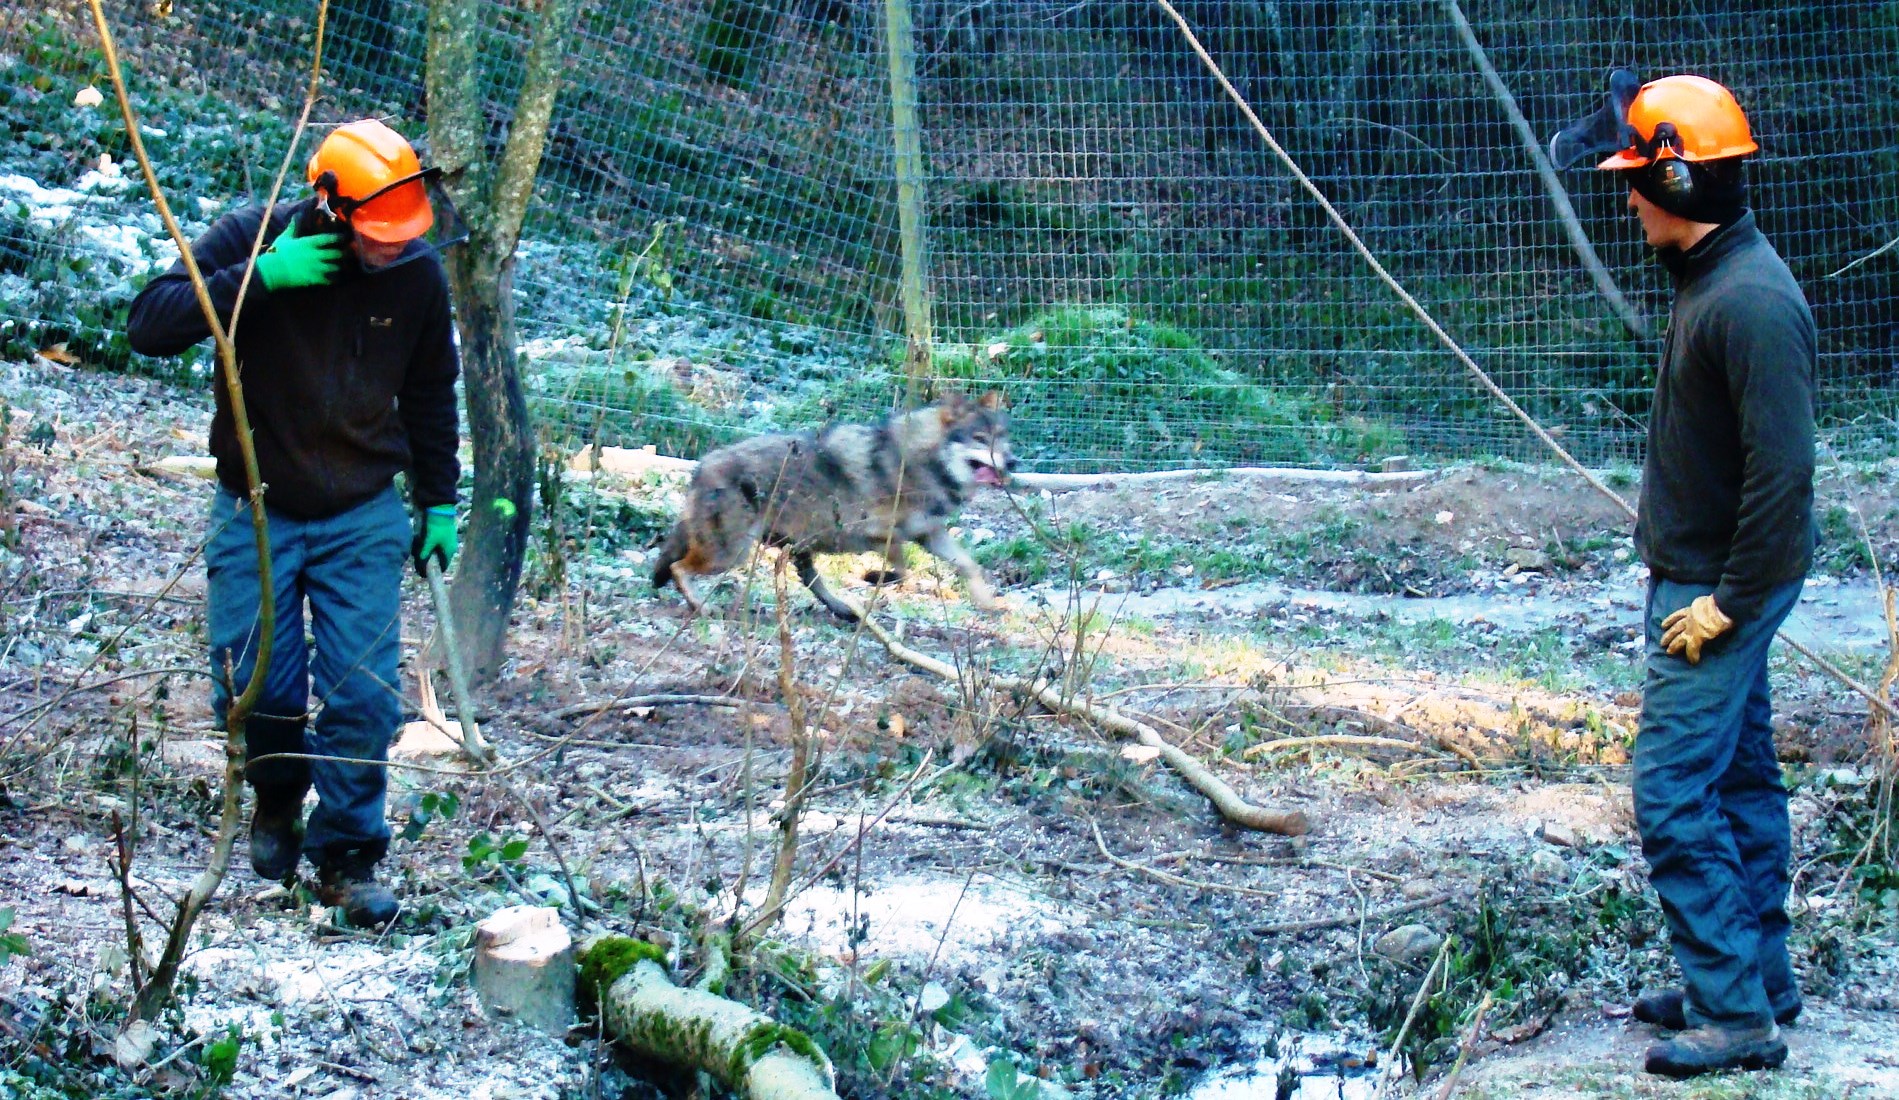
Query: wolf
651 391 1014 622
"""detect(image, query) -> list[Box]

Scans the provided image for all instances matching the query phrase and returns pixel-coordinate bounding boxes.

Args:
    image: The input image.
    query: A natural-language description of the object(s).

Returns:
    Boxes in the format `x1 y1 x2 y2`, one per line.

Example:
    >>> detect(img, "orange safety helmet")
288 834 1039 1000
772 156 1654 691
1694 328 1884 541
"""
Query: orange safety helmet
305 119 435 243
1595 74 1757 169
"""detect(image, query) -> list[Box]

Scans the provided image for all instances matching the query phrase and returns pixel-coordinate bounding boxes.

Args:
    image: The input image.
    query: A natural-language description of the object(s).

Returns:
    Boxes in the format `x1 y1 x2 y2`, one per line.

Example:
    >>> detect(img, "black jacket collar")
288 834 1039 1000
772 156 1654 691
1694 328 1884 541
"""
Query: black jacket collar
1658 209 1757 285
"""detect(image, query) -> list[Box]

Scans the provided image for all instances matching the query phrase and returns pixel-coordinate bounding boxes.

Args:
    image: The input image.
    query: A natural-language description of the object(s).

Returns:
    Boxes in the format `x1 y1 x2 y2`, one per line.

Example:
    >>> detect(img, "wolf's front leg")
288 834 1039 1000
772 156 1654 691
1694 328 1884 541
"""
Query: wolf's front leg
919 528 1002 610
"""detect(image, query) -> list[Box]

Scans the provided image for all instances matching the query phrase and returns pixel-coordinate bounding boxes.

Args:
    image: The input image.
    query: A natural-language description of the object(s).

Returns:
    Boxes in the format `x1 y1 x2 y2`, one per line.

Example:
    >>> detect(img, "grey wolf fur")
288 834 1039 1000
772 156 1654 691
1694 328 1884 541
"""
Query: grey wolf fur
652 392 1013 622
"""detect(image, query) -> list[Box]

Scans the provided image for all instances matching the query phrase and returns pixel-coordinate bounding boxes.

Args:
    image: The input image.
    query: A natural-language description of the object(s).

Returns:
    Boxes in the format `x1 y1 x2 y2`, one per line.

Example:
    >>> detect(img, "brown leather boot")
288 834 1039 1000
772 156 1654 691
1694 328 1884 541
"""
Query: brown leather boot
315 848 399 929
1644 1024 1787 1078
1633 988 1801 1031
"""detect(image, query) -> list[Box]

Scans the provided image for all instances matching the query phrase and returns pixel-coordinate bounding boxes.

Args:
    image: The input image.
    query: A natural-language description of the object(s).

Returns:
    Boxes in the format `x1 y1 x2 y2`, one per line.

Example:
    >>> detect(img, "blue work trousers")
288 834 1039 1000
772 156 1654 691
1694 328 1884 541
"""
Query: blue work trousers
1634 575 1804 1030
205 486 407 865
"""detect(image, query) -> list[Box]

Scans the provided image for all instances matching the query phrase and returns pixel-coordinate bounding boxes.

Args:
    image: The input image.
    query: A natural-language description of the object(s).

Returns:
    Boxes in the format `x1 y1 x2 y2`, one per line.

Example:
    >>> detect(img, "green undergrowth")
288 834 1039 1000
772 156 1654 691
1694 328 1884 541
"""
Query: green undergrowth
782 306 1402 471
1346 852 1667 1084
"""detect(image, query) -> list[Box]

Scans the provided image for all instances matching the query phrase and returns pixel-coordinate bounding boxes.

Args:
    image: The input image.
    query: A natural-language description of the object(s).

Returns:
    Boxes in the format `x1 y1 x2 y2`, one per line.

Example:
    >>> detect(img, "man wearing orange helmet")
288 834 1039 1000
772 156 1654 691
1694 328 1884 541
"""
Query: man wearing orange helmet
127 119 461 930
1554 73 1815 1077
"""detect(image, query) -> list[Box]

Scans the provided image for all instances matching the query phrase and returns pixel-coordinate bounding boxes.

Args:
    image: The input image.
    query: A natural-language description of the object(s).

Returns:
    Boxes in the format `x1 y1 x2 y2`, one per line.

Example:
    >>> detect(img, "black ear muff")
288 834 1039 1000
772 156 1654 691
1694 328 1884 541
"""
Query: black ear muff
1651 158 1696 202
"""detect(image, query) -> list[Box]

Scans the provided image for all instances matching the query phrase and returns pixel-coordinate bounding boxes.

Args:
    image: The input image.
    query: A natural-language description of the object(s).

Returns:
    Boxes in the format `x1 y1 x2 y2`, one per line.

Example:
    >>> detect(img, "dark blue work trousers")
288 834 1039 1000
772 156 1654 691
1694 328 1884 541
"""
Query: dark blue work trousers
1633 575 1804 1030
205 486 407 866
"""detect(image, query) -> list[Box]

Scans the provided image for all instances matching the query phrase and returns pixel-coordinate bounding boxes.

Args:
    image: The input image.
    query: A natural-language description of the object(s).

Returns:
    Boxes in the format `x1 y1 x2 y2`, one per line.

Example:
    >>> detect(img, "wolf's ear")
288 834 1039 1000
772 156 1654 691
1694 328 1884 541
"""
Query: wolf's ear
936 391 971 426
977 390 1008 411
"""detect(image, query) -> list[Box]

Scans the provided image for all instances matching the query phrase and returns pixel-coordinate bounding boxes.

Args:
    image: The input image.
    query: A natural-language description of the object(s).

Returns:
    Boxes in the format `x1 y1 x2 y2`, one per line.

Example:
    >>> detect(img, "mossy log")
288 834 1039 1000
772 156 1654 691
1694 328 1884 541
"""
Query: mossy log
579 936 840 1100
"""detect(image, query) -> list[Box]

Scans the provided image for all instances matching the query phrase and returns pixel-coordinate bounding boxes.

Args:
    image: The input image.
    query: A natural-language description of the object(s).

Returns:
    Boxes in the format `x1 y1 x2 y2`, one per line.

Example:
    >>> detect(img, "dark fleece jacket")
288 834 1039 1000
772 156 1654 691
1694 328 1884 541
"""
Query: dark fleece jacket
1636 211 1817 622
127 198 459 518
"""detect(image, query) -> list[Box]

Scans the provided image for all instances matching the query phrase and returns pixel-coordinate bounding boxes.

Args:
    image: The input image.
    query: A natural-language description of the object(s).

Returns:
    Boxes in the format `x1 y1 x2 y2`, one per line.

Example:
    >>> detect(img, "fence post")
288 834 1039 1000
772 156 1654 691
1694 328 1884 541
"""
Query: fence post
883 0 932 394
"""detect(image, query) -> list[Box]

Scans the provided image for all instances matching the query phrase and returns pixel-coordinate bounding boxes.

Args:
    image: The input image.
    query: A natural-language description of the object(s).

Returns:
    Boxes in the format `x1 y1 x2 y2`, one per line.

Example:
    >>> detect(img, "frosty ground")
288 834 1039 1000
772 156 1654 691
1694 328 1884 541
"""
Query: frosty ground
2 360 1896 1099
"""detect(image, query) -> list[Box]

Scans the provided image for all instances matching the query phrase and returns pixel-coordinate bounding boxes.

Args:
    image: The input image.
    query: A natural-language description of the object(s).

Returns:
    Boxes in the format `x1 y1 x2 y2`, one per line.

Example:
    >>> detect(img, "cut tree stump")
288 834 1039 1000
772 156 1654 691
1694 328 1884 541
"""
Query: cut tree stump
473 905 576 1034
579 936 841 1100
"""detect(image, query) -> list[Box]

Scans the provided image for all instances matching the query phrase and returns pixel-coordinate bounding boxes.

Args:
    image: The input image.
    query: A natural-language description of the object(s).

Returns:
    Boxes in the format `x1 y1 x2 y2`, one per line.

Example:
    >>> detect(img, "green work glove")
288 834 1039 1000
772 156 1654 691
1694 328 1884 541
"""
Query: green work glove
411 505 458 577
254 219 345 292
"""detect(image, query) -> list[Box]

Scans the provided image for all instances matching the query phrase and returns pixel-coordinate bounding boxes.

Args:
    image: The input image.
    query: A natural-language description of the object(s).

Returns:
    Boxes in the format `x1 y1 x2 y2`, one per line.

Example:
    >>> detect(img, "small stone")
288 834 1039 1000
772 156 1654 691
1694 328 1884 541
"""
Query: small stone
1373 924 1442 965
1504 547 1550 571
1528 849 1569 884
1540 821 1578 848
918 981 950 1013
941 1031 988 1076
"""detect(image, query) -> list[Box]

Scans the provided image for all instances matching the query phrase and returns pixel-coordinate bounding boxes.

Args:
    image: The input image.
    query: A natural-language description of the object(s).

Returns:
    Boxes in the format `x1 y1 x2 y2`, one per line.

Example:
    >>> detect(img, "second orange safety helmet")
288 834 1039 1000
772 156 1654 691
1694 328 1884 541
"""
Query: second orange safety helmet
1595 74 1757 169
305 119 435 243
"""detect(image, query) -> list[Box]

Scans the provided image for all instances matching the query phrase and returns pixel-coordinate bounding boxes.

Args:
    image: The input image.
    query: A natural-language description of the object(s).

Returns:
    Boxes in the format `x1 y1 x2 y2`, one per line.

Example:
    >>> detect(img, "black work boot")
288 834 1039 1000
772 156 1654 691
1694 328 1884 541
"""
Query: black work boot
1644 1024 1788 1078
244 712 311 882
248 783 308 882
1633 988 1801 1031
315 848 400 930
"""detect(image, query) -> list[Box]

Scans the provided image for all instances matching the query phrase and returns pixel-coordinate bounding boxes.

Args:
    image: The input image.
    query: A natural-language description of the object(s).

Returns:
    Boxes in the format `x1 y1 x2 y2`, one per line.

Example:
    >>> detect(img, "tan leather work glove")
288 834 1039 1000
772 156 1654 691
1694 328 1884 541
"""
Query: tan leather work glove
1661 594 1733 664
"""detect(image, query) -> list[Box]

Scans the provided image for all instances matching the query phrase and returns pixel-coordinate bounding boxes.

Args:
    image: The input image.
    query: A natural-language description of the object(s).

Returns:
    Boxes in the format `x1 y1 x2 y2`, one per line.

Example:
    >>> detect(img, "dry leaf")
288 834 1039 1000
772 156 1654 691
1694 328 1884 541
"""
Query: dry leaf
37 343 80 366
114 1019 157 1069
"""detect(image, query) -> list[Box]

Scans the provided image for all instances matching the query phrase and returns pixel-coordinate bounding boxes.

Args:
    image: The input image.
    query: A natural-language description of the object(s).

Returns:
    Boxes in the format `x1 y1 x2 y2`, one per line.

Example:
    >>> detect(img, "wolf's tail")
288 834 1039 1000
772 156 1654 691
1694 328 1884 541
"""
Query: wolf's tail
651 522 688 591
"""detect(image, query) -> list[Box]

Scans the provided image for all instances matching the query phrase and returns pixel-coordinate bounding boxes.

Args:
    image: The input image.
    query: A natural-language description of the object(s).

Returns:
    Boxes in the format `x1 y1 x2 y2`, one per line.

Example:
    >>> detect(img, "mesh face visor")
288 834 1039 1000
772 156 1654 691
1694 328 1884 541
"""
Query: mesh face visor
1548 68 1645 170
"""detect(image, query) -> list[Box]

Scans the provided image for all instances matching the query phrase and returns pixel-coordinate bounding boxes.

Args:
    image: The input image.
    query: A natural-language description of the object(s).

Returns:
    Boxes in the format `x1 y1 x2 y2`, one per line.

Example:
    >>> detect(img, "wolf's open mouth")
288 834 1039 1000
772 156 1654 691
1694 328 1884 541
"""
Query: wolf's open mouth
970 459 1005 486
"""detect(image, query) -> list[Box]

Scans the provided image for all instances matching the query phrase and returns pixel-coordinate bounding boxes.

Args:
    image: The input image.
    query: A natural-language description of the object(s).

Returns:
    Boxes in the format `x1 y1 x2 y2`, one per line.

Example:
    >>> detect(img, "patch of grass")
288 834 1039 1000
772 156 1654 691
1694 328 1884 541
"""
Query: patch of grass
974 503 1464 596
1340 619 1640 696
530 355 750 460
784 307 1401 471
1814 502 1878 572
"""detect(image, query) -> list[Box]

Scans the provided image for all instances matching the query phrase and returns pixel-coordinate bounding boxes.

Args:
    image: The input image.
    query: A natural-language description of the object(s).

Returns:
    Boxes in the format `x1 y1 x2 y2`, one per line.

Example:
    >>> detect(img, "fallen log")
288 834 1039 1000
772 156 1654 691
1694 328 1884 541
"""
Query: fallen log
578 936 841 1100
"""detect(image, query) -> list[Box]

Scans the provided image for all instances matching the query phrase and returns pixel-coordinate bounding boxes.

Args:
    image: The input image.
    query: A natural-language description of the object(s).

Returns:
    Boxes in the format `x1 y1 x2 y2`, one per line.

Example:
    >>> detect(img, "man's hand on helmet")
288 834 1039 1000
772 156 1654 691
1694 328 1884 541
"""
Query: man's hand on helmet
255 219 345 292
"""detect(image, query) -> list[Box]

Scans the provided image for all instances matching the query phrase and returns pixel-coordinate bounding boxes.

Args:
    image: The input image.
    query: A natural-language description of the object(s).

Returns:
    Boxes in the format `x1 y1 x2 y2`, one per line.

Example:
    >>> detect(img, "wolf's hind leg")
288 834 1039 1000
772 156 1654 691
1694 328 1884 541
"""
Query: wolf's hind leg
862 539 908 587
794 552 863 623
669 568 708 616
651 523 687 591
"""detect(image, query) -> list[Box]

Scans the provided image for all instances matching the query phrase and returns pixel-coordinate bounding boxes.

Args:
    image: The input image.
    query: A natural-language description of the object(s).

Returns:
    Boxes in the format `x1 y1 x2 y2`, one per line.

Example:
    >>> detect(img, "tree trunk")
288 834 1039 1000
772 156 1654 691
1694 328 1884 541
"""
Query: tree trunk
579 937 841 1100
443 254 535 682
428 0 578 682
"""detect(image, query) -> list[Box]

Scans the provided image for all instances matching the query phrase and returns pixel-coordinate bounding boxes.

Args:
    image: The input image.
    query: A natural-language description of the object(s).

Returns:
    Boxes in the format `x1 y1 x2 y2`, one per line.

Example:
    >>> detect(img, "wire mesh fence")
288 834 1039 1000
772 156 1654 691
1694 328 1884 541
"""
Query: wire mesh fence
3 0 1894 472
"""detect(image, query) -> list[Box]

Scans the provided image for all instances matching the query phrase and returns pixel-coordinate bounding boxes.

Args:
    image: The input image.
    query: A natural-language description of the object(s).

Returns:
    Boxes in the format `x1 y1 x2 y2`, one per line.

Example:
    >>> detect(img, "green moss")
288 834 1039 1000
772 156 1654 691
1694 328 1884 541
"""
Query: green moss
729 1020 828 1079
577 936 667 1009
